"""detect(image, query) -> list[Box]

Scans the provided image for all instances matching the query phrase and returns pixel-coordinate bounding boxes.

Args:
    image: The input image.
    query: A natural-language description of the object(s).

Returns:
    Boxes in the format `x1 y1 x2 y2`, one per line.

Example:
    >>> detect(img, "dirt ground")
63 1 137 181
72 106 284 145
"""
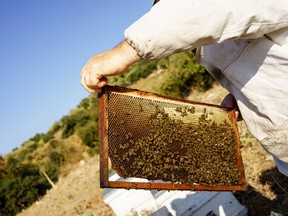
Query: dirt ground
18 84 288 216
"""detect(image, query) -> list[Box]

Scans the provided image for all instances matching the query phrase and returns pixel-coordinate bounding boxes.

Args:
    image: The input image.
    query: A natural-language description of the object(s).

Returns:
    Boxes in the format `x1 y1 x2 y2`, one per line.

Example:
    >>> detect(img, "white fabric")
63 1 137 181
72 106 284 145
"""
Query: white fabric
274 157 288 177
125 0 288 59
124 0 288 176
198 37 288 164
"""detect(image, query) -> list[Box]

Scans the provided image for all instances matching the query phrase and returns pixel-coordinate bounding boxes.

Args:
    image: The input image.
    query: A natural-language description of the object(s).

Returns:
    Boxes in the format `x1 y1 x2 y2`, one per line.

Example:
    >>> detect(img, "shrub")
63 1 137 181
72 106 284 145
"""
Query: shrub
87 146 100 156
61 109 90 138
61 115 77 138
0 161 54 216
77 122 99 150
49 139 63 149
49 121 61 134
0 177 40 216
77 97 90 109
0 156 7 180
49 151 64 166
29 133 53 143
108 60 158 86
154 51 214 98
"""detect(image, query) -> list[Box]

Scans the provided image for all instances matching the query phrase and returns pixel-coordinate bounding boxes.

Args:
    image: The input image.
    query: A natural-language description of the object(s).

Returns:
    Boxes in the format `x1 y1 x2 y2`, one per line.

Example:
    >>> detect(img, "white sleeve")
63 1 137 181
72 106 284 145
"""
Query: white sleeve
124 0 288 60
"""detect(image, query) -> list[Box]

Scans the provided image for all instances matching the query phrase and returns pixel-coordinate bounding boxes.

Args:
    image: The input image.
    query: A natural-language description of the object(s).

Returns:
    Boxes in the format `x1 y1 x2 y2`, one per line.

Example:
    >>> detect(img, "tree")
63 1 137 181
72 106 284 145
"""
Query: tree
0 160 54 216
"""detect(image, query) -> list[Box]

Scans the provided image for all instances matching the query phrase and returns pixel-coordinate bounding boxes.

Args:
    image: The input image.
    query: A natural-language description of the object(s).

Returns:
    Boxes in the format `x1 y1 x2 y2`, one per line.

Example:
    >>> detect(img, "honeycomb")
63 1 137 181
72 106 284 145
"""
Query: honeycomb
101 86 245 188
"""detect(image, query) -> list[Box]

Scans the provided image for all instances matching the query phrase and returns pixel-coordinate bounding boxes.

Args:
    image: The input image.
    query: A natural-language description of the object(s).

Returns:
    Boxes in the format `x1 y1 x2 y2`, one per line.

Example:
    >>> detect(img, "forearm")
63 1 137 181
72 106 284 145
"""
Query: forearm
112 40 142 73
88 40 141 77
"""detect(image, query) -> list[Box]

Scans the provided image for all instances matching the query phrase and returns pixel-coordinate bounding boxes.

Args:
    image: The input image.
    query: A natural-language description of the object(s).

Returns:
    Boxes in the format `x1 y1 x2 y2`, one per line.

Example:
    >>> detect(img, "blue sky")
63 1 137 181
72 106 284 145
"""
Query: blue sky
0 0 152 155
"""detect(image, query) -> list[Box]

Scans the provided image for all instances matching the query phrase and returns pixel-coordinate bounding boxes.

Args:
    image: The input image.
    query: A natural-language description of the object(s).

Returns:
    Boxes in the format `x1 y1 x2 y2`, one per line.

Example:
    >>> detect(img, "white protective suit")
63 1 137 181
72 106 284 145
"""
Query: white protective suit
124 0 288 176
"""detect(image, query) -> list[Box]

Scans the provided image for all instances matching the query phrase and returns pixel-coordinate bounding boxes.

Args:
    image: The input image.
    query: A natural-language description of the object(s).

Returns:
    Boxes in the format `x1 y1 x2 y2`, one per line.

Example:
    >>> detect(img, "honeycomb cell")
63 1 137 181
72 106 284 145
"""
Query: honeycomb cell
102 86 244 187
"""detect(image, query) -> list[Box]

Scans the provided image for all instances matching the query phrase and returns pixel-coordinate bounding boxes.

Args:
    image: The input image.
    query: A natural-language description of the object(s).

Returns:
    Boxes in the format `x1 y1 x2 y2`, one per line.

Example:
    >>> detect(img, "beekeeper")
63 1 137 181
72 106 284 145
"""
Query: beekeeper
80 0 288 176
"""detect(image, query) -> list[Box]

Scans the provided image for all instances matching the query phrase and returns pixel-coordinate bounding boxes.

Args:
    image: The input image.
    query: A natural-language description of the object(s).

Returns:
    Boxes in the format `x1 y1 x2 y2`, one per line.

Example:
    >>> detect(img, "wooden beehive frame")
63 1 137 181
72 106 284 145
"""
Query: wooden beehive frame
98 85 247 191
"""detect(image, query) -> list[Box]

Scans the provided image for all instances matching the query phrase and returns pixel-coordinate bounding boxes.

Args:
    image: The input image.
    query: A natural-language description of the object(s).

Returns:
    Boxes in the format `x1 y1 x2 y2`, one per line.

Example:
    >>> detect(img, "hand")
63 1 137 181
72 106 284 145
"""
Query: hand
80 40 141 93
221 93 242 121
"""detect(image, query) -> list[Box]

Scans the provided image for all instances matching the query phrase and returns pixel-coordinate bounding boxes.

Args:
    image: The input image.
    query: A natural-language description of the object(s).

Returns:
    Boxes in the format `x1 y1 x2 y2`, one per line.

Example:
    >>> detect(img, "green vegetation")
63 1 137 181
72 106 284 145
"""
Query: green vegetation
108 59 159 87
0 158 57 216
109 51 214 98
0 50 215 215
154 51 214 97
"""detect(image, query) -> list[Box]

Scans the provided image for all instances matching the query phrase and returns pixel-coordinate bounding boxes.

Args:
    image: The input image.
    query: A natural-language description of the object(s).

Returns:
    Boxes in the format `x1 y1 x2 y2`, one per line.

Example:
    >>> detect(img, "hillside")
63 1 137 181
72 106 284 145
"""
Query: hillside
1 51 287 215
1 51 213 216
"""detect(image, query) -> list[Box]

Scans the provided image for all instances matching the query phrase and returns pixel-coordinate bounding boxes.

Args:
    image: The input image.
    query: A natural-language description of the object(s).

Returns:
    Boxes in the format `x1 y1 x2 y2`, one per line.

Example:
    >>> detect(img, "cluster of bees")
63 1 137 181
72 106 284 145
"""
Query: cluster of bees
108 97 241 187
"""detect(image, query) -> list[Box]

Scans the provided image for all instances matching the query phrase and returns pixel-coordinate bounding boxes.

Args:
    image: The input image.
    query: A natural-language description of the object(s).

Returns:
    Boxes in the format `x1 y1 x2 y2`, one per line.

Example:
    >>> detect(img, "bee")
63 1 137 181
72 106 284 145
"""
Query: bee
139 104 143 112
188 106 196 114
112 132 118 136
126 110 132 116
175 107 182 113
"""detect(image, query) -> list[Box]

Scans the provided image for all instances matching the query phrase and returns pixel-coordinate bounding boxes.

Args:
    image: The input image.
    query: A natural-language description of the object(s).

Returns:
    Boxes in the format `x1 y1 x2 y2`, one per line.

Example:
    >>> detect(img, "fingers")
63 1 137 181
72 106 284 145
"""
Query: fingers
235 111 241 121
80 40 141 94
80 68 107 93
